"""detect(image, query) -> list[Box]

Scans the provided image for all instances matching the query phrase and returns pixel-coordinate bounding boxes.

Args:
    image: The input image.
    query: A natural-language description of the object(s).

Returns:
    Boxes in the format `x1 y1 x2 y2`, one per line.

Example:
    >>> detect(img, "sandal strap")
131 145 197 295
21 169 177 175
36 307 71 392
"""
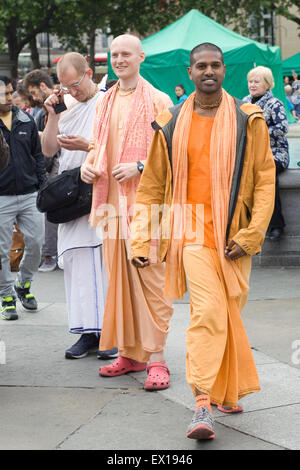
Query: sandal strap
146 362 170 375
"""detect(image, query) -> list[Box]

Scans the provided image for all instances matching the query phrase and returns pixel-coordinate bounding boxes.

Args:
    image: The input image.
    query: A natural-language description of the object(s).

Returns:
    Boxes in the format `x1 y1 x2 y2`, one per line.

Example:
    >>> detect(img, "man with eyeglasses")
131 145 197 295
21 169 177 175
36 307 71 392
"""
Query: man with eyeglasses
41 52 117 360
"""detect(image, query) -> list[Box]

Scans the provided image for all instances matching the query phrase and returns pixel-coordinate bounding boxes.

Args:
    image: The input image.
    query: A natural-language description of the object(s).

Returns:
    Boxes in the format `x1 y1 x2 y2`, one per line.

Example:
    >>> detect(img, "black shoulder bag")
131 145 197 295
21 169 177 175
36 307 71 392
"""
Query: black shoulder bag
36 166 92 224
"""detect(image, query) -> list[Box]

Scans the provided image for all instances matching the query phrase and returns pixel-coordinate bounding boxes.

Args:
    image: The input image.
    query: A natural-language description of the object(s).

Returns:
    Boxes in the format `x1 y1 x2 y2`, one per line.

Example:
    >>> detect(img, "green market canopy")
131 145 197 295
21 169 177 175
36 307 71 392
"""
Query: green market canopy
109 9 289 118
282 52 300 77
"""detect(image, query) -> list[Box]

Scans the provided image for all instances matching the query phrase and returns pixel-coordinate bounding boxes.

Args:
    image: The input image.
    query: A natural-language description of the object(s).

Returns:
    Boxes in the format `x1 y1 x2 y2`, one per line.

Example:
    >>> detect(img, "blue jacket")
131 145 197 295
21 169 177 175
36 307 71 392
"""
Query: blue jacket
243 91 289 168
0 106 46 195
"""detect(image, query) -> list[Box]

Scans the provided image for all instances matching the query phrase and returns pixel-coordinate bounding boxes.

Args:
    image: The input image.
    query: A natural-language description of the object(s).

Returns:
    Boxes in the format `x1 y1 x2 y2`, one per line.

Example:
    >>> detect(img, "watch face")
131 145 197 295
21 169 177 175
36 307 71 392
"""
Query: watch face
137 162 144 173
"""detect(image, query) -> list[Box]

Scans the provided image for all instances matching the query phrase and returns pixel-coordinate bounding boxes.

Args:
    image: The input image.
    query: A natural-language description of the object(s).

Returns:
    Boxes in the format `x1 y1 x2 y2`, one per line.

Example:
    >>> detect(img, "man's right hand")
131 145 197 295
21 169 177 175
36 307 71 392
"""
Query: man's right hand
43 90 63 116
80 162 100 184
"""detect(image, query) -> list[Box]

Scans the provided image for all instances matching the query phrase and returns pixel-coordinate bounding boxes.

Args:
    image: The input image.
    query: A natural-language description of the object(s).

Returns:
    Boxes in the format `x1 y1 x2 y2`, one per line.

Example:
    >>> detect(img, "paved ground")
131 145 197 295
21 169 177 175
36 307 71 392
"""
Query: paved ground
0 265 299 451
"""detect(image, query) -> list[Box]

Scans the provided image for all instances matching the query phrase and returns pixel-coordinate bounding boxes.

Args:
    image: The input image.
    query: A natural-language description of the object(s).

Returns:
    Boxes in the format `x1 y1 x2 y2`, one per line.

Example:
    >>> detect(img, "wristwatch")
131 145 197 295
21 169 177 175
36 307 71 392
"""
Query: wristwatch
137 161 144 174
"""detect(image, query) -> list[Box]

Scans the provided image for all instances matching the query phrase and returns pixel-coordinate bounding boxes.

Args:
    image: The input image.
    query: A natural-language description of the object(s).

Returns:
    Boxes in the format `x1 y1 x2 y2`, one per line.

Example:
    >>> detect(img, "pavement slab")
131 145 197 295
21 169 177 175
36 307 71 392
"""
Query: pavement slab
58 391 284 451
217 404 300 450
0 386 119 450
0 267 299 450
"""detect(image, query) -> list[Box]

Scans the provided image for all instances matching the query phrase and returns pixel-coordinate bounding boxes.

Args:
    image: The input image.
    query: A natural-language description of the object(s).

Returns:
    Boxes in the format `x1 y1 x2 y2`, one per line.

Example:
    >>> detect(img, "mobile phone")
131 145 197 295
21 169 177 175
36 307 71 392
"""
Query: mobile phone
53 95 67 114
57 133 69 139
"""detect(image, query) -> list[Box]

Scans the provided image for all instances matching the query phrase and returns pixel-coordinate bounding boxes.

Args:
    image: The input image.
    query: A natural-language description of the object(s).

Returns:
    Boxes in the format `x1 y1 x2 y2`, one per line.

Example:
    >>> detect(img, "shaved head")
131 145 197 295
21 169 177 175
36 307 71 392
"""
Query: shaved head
57 52 89 76
110 34 145 84
110 34 143 54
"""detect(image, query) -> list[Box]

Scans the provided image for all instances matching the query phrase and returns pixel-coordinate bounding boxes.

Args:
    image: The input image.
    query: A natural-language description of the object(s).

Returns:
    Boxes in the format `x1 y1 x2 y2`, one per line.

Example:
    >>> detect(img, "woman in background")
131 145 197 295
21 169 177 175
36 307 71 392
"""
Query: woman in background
175 84 188 103
243 66 289 241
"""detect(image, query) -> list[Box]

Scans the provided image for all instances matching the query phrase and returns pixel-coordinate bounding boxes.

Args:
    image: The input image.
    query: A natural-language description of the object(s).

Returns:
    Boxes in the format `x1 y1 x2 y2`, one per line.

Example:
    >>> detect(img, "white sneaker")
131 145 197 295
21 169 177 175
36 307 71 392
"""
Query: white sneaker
38 257 57 272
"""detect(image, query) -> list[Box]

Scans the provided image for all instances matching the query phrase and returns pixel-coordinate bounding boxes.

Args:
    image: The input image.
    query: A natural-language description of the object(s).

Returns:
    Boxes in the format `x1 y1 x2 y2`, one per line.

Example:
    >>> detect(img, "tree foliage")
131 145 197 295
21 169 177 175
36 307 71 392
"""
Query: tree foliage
0 0 300 78
0 0 74 77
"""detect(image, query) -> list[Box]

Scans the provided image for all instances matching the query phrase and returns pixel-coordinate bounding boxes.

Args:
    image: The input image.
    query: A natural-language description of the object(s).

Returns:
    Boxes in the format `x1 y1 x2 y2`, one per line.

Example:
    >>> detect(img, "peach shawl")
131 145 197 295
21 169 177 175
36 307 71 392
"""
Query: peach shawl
165 90 248 299
90 76 156 226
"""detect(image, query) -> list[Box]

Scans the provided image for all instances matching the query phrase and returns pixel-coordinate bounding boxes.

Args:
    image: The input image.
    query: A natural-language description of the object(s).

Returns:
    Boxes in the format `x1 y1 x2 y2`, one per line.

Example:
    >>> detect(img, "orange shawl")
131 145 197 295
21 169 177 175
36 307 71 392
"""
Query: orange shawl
165 90 248 300
89 76 156 227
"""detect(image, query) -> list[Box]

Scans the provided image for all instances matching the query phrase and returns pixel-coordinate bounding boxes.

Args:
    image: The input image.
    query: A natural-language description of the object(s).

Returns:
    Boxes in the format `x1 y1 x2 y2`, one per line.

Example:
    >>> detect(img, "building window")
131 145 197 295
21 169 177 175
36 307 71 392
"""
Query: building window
38 33 53 48
248 8 275 45
102 34 108 48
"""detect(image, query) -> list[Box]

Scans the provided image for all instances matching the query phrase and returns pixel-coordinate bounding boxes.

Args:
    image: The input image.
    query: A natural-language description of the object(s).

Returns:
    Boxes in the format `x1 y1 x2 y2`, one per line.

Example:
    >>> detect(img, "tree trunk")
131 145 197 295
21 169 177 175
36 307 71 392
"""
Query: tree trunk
89 29 96 75
6 18 20 83
29 36 41 70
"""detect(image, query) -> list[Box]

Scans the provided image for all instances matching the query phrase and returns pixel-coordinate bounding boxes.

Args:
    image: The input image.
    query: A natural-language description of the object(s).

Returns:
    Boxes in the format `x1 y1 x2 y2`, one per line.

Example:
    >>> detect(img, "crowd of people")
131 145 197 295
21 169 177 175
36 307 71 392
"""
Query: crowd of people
1 35 288 441
285 71 300 120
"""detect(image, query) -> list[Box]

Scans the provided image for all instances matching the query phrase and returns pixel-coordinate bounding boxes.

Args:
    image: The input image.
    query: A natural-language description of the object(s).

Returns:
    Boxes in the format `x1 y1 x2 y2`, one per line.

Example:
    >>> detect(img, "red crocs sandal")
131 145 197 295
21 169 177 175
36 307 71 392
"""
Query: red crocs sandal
144 362 170 390
99 356 147 377
211 403 243 413
217 405 243 413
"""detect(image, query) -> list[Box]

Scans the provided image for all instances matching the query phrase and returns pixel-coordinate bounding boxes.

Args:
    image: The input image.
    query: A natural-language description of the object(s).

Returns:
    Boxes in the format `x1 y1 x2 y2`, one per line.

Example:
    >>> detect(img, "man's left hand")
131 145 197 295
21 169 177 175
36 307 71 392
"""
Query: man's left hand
225 240 246 261
112 162 139 183
132 257 150 268
57 134 89 152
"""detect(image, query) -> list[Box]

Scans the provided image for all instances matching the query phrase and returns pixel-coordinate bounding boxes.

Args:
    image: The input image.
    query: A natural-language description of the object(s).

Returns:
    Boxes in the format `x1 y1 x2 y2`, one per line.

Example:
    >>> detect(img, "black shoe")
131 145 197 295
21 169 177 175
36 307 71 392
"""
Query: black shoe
97 347 118 360
1 296 18 321
269 228 283 241
65 333 99 359
14 282 37 310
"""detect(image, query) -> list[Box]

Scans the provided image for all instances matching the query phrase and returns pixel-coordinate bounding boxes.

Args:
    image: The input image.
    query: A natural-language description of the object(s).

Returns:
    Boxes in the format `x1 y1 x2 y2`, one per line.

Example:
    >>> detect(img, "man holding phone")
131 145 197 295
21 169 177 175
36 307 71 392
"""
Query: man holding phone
41 53 117 360
23 69 61 273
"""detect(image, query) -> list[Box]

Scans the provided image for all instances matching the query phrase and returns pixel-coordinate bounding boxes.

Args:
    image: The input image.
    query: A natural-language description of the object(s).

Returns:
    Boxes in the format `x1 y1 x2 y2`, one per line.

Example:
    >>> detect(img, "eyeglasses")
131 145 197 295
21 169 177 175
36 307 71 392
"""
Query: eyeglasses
60 71 86 93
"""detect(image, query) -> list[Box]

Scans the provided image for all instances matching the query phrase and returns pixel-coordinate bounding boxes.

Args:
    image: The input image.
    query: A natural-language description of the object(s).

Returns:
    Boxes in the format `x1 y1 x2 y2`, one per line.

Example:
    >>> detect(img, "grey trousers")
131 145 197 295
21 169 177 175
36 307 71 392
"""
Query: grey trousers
42 217 58 258
42 157 59 258
0 192 44 297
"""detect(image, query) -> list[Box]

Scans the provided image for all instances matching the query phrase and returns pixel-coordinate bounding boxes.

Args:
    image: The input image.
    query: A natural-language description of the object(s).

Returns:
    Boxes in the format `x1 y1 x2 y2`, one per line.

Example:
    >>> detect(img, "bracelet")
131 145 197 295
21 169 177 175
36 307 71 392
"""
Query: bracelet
87 142 95 152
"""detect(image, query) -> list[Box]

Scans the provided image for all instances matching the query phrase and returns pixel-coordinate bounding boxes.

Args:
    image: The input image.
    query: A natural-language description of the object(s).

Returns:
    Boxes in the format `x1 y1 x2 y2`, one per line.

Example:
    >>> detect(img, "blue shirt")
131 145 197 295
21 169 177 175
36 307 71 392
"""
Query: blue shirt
178 94 188 103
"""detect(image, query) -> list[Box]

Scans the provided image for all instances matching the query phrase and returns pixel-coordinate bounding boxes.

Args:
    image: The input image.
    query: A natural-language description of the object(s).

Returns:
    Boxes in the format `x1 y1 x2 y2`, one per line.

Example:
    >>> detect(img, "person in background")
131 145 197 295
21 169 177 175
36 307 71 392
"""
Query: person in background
289 72 300 119
244 66 289 241
47 66 59 85
23 69 60 273
285 84 297 119
0 127 10 172
12 91 27 110
175 84 188 103
291 70 300 91
16 82 41 118
0 75 46 321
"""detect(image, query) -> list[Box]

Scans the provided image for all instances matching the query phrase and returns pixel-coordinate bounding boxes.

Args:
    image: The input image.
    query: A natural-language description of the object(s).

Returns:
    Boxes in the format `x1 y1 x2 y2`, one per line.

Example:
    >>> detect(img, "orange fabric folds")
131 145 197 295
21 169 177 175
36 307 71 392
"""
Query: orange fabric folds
183 245 260 408
184 113 215 248
165 90 248 300
90 77 156 227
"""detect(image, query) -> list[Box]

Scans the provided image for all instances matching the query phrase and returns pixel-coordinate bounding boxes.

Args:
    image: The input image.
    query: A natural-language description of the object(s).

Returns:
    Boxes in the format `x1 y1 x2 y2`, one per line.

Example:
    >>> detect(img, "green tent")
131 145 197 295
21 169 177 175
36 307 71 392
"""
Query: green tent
109 9 292 119
282 52 300 77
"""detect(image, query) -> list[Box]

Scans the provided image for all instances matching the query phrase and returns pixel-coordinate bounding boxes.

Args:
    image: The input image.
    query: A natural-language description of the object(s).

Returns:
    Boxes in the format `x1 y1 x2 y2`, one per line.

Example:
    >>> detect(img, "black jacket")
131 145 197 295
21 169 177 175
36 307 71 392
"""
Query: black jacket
0 106 46 195
0 127 9 172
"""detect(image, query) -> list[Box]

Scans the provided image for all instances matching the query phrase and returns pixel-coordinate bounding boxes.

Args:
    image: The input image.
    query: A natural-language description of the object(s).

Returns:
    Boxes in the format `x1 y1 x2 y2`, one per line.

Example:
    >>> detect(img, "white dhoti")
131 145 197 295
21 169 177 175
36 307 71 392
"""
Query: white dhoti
63 246 107 333
57 92 107 335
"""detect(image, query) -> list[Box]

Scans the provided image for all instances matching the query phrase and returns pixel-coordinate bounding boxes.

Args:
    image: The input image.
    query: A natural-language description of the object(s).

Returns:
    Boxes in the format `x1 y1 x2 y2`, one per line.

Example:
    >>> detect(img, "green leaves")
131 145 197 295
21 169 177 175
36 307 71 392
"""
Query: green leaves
1 0 299 78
